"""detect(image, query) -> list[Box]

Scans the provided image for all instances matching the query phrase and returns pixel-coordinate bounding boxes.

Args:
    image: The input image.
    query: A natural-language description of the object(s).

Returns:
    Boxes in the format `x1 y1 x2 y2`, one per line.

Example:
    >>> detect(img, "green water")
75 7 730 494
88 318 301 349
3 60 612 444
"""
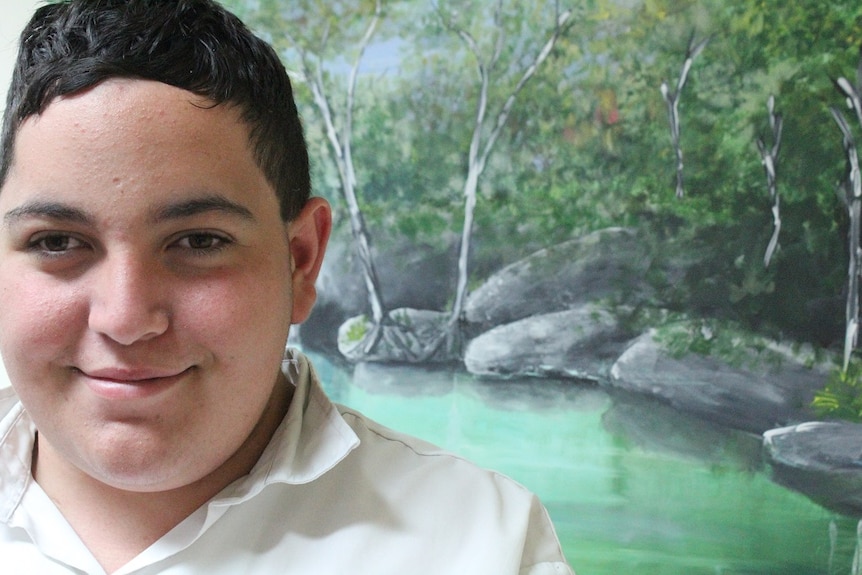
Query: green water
307 352 860 574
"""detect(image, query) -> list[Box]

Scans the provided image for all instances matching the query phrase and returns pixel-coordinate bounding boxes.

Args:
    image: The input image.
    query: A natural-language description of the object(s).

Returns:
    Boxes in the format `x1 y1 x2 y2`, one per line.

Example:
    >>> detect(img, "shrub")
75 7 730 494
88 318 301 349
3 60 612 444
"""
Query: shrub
812 361 862 423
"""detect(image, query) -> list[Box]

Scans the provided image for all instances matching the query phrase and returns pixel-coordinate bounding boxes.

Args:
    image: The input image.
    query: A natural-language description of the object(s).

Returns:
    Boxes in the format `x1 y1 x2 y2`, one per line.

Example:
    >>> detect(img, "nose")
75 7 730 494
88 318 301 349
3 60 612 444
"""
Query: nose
88 252 170 345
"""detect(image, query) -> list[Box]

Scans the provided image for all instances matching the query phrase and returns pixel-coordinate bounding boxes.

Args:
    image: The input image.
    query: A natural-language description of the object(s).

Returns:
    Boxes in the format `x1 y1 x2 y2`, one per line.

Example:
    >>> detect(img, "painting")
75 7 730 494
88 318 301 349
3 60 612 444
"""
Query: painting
216 1 862 572
4 0 862 572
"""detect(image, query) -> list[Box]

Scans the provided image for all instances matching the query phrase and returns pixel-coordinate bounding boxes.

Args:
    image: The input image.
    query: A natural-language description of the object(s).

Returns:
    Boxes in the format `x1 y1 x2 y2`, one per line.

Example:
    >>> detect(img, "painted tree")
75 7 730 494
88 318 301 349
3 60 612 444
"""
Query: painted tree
659 33 708 199
831 72 862 371
435 0 573 330
238 0 388 351
757 95 782 268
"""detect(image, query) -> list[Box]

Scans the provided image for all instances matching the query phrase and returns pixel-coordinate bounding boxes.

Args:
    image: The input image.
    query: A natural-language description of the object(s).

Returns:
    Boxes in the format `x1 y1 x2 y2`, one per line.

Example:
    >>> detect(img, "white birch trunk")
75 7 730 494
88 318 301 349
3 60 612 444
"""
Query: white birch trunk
446 3 572 329
289 3 386 327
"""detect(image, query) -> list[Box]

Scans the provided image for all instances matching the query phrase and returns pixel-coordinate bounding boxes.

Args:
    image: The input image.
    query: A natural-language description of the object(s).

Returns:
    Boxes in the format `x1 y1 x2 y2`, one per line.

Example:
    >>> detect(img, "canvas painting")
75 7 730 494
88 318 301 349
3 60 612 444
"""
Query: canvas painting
216 1 862 571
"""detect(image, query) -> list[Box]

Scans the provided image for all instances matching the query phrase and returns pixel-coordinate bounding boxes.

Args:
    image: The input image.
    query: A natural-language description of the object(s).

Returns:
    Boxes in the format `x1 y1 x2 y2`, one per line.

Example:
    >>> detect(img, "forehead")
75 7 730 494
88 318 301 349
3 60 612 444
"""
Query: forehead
17 78 243 158
1 78 273 215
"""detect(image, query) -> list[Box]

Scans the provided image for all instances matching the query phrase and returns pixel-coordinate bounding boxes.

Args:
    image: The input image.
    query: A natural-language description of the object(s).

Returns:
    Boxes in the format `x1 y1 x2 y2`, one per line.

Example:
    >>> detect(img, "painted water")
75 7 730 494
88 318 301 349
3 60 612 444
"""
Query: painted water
305 350 861 574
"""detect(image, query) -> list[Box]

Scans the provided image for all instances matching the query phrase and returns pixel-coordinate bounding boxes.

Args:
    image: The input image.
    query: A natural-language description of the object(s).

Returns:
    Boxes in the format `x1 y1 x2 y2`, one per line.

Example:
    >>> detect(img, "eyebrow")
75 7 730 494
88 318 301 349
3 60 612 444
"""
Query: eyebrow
3 201 94 227
2 194 256 228
151 194 256 223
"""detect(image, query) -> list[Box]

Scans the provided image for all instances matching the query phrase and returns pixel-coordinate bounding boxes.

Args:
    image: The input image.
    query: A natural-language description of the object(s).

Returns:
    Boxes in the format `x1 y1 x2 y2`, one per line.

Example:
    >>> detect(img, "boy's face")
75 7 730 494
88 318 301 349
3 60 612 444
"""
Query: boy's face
0 78 326 491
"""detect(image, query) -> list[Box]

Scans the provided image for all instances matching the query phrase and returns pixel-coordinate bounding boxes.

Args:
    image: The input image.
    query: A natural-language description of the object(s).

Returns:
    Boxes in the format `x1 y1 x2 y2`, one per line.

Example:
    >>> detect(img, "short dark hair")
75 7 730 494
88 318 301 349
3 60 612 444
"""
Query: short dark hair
0 0 310 222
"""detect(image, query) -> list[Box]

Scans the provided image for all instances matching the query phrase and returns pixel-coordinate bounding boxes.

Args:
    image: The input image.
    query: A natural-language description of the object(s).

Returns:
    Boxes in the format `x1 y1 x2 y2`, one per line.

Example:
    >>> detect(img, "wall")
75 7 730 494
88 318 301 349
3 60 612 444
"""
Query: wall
0 1 38 116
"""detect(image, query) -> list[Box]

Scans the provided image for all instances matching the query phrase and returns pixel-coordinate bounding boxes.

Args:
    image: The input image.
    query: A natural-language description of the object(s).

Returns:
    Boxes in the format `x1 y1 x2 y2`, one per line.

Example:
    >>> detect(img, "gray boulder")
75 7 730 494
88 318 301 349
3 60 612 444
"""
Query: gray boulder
464 228 652 334
463 306 633 381
300 236 457 355
608 327 830 434
764 422 862 515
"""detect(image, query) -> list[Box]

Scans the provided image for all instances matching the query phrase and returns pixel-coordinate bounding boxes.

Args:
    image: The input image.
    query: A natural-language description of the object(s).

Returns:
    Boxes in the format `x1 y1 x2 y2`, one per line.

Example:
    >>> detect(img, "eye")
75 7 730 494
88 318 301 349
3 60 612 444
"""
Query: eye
28 233 86 254
173 231 233 252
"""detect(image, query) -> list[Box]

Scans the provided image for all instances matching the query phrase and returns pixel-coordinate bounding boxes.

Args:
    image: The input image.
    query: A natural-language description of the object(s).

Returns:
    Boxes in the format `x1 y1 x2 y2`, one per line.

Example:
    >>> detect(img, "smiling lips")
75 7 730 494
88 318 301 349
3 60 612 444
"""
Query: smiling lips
77 366 193 400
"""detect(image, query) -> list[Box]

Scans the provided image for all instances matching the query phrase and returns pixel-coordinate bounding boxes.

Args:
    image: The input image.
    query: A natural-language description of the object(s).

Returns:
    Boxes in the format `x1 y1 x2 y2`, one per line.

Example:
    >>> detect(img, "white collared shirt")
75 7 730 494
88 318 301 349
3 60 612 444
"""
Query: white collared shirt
0 350 573 574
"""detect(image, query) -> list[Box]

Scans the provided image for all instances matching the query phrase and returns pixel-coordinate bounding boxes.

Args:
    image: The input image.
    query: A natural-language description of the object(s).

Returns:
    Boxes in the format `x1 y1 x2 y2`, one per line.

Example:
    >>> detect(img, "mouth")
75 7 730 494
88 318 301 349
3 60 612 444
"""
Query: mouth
75 366 193 400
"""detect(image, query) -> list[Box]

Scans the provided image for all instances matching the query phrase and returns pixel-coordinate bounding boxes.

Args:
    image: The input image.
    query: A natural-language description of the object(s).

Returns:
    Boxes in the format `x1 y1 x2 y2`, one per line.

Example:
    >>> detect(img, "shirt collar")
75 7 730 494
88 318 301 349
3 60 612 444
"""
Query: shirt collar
0 388 35 524
194 348 360 507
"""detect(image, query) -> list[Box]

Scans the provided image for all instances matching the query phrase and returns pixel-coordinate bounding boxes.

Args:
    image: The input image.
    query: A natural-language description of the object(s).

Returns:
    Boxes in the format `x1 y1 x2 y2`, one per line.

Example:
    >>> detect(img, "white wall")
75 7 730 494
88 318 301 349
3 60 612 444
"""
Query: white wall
0 1 39 117
0 1 37 388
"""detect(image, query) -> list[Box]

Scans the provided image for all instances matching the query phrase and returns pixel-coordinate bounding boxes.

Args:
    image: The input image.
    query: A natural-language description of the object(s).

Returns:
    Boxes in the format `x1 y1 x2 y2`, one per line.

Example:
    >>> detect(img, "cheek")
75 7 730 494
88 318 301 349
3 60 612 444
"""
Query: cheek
0 274 83 405
177 270 293 350
0 273 84 355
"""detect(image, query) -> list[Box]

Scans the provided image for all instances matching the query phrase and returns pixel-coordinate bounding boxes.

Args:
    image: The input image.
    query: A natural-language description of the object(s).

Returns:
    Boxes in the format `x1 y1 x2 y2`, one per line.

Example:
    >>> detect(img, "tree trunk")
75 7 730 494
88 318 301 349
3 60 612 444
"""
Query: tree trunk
293 1 387 329
445 3 572 330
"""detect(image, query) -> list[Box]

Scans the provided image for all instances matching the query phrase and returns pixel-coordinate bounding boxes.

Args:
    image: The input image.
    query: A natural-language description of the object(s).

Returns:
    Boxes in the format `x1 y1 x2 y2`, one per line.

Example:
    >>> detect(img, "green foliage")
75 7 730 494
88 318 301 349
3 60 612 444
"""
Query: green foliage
813 361 862 423
653 318 787 372
342 315 369 343
234 0 860 345
390 309 411 326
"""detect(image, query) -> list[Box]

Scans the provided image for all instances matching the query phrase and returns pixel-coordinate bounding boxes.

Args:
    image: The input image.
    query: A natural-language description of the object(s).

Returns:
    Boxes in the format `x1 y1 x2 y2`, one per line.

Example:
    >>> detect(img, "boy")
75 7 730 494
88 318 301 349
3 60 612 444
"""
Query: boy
0 1 573 573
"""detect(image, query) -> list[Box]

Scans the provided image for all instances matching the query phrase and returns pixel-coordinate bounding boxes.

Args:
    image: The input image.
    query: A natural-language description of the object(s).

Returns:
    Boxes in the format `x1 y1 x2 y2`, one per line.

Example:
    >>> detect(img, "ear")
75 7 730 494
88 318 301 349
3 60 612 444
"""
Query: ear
287 197 332 325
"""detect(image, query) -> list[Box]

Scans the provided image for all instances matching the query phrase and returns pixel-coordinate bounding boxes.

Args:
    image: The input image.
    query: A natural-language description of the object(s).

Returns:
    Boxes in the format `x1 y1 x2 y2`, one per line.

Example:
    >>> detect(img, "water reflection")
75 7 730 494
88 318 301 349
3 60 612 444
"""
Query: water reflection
602 393 764 472
304 349 861 575
468 375 609 413
351 361 455 397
